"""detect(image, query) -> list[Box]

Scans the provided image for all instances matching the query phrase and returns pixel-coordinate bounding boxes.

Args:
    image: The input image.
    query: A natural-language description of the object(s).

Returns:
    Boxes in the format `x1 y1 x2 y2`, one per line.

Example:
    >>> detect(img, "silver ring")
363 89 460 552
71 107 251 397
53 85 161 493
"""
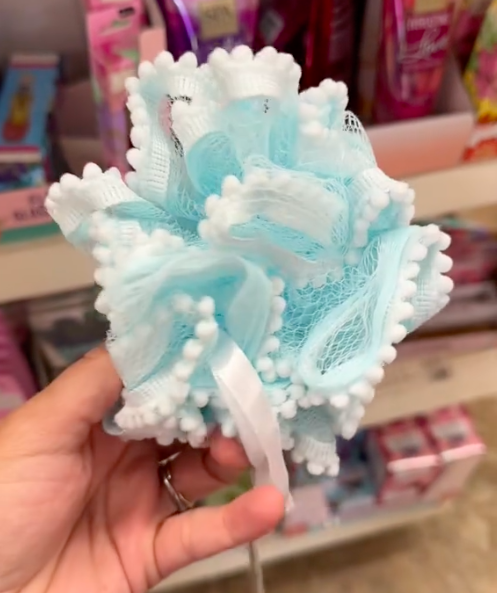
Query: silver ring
158 455 195 513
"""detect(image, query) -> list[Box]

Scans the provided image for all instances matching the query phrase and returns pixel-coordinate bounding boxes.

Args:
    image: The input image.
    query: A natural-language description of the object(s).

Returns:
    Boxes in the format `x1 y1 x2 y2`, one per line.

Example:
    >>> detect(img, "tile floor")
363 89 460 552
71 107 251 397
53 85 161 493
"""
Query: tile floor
180 398 497 593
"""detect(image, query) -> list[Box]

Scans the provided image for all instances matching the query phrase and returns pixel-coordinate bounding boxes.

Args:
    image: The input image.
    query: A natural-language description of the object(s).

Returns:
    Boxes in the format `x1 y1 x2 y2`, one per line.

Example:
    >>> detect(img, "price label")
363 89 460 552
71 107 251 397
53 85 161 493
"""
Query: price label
414 0 450 14
423 358 452 381
383 356 453 392
198 0 239 41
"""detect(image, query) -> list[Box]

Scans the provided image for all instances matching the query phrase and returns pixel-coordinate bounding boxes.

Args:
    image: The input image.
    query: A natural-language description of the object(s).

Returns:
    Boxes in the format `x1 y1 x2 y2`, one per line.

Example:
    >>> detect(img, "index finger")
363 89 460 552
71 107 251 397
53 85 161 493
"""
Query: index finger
1 347 122 452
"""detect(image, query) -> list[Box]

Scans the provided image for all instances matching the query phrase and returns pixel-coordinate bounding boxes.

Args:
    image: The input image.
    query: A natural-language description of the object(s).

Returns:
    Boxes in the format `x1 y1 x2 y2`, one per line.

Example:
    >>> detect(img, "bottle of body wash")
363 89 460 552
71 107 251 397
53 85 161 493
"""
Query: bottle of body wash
374 0 456 123
304 0 357 89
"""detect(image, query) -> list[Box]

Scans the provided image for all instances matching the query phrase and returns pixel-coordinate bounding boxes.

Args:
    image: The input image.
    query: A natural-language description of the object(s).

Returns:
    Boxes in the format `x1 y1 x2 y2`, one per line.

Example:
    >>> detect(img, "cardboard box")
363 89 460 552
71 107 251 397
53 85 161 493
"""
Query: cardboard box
367 419 441 505
0 54 60 243
0 54 59 188
422 406 486 502
0 185 58 244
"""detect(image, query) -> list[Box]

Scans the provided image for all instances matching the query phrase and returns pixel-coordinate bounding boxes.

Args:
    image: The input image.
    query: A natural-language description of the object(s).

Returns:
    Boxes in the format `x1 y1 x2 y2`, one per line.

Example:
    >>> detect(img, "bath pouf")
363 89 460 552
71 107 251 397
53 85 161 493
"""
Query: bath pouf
46 46 453 501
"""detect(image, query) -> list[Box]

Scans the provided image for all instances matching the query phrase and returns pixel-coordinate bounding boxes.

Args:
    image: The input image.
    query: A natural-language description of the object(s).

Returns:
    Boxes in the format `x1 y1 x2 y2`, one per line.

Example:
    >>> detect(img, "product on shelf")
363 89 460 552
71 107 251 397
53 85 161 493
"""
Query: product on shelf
0 310 36 418
303 0 357 89
373 0 457 123
255 0 310 53
281 405 485 536
0 54 60 244
27 288 108 382
418 295 497 333
408 219 497 336
422 405 486 501
367 419 441 507
356 0 383 123
323 462 377 523
453 0 493 70
160 0 260 62
397 328 497 360
281 483 331 536
462 0 497 159
85 1 143 173
368 408 486 507
442 221 497 286
283 433 376 533
464 0 497 121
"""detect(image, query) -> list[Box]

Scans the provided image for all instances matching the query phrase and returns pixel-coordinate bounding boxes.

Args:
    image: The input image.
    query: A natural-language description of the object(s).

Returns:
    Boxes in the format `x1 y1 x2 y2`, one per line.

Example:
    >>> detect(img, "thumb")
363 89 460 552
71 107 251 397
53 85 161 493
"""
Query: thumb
0 347 122 452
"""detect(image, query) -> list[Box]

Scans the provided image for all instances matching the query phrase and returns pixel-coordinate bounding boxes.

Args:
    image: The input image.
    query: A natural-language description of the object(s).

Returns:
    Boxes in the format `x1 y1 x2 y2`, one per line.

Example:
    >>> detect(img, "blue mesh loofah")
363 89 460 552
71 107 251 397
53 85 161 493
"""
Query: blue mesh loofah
46 46 453 482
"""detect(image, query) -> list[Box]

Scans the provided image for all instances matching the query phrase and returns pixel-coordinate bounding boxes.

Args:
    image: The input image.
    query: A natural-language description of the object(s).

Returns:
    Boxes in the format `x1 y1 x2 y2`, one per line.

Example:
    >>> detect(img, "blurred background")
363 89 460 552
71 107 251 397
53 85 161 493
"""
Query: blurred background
0 0 496 592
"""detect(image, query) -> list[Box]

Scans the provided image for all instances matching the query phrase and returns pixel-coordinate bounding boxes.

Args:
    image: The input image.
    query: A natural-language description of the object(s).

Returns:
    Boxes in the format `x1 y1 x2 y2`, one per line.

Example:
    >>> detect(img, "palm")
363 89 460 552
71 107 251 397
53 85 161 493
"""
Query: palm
0 425 163 593
0 351 285 593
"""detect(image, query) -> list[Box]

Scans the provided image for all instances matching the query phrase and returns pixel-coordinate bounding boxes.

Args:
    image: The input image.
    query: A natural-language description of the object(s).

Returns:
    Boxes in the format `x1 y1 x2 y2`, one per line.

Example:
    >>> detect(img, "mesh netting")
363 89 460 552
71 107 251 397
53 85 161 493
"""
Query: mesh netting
46 46 453 475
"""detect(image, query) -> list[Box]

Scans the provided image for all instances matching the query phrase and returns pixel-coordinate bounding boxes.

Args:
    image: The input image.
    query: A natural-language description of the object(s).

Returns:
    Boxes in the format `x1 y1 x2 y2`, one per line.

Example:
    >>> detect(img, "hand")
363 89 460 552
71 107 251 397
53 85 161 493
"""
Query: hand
0 348 285 593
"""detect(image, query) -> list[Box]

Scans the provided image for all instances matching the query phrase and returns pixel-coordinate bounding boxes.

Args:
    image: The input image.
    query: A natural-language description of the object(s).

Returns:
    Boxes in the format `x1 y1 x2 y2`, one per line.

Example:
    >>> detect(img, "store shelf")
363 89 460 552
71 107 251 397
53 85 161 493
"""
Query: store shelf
363 347 497 427
409 161 497 220
154 504 443 591
1 161 496 305
0 235 94 305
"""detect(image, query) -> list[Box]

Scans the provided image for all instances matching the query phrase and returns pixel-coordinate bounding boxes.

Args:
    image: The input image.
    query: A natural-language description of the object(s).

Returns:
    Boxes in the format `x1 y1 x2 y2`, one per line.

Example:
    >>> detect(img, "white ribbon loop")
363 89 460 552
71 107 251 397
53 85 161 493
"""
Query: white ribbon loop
210 332 292 508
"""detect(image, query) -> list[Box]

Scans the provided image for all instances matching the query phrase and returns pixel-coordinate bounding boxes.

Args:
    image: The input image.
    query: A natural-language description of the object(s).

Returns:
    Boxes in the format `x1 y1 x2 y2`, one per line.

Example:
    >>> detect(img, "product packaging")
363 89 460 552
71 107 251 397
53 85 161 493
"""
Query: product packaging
27 288 109 380
159 0 260 62
410 219 497 335
374 0 457 123
463 0 497 159
356 0 384 123
367 419 441 507
323 463 377 523
255 0 310 53
85 1 143 173
422 406 486 501
464 0 497 120
0 310 36 419
303 0 356 89
453 0 493 69
0 54 60 244
280 484 331 536
418 295 497 334
283 432 377 530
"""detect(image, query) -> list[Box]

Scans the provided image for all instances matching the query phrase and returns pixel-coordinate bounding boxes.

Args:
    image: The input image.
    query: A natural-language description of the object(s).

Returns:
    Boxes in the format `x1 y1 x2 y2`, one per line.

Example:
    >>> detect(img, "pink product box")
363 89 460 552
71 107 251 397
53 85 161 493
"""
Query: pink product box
419 298 497 333
280 484 331 537
0 185 51 229
422 406 486 502
367 419 441 505
86 1 143 172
